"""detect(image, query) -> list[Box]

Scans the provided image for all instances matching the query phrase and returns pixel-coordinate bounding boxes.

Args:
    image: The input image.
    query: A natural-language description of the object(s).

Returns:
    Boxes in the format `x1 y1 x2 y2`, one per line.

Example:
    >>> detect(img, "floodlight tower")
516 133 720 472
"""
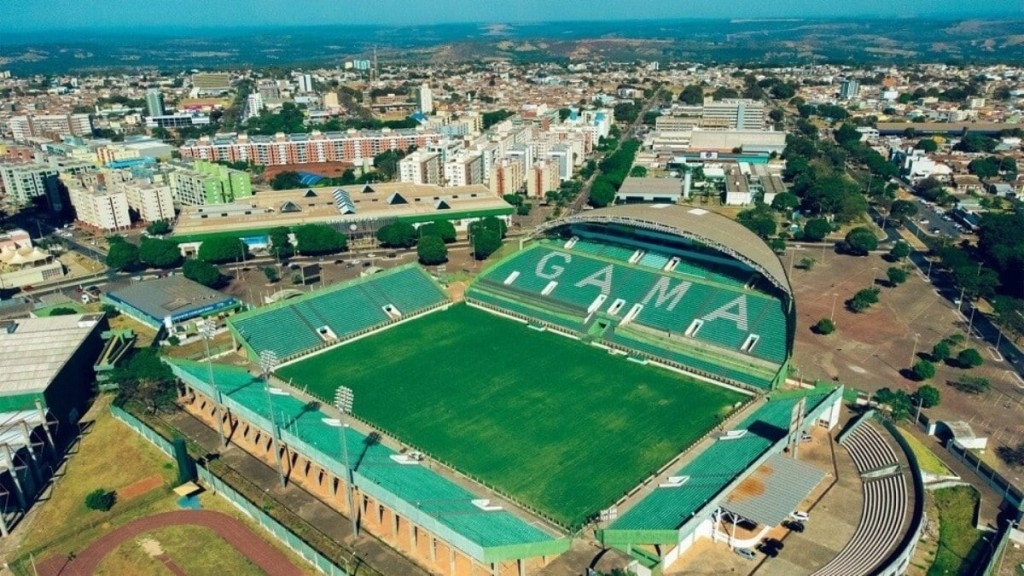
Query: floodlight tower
334 386 358 538
259 350 286 487
198 320 226 447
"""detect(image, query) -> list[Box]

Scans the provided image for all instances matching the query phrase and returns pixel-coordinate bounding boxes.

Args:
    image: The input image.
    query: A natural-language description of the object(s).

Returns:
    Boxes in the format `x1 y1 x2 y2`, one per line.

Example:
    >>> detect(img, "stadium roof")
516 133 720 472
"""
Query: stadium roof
606 391 831 533
105 276 240 325
168 359 568 562
532 205 792 296
722 453 825 527
0 314 104 395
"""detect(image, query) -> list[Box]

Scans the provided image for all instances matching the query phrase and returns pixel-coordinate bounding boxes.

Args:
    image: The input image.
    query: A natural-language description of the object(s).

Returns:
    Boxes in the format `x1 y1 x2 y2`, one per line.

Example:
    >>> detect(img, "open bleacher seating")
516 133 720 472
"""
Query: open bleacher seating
812 424 908 576
230 265 448 360
467 242 789 390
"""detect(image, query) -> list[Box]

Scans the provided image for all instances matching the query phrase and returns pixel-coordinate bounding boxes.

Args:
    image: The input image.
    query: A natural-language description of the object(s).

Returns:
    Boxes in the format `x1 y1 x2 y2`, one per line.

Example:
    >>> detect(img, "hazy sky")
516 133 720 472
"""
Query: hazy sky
2 0 1020 33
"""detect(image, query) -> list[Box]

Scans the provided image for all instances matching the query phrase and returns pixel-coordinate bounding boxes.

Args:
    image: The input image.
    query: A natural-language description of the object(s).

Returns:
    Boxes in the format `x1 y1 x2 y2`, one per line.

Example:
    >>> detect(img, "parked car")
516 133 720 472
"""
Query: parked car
734 547 757 560
783 520 805 533
790 511 810 522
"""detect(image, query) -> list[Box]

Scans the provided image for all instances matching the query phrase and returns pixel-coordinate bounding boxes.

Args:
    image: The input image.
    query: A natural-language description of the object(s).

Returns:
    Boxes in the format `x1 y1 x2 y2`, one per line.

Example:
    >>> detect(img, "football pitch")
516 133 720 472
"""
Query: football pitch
277 304 744 528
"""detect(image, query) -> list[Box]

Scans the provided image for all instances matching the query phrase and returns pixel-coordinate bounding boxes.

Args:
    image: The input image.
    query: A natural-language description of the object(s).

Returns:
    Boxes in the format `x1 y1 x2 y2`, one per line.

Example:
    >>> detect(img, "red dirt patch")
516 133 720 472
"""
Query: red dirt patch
119 474 165 501
262 161 355 181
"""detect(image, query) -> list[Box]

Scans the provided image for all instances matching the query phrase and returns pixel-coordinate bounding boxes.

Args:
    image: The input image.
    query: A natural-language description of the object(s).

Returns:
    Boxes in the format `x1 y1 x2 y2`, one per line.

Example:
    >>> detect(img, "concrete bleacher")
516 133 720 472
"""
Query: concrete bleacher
471 243 789 371
812 423 908 576
229 264 448 361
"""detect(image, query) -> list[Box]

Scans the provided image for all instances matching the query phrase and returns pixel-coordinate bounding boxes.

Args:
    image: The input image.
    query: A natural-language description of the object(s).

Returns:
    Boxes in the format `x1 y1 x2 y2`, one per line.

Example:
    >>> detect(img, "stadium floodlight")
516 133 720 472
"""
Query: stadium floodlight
198 320 226 448
259 350 286 488
334 386 358 538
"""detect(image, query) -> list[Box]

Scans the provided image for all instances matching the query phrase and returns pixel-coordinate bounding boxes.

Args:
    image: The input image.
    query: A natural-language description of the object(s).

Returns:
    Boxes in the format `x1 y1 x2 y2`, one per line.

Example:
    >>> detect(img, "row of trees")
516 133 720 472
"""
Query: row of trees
373 217 507 264
589 139 641 208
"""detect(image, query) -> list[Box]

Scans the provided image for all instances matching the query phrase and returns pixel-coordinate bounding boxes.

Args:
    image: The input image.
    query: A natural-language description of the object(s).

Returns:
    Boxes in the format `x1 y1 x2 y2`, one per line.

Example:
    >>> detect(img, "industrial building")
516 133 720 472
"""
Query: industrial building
102 276 243 331
0 313 108 537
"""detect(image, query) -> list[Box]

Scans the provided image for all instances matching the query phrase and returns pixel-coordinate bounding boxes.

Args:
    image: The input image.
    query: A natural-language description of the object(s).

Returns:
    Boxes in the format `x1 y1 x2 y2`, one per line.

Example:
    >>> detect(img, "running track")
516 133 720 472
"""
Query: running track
37 510 304 576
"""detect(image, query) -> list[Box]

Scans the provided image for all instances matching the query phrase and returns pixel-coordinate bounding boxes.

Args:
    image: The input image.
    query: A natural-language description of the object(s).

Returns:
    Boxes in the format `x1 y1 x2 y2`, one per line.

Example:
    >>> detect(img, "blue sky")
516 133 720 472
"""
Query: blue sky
2 0 1020 32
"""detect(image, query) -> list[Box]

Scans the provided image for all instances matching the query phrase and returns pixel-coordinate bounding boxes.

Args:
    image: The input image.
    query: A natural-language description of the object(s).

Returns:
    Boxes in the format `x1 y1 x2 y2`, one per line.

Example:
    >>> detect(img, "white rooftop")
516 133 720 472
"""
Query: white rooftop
0 314 102 396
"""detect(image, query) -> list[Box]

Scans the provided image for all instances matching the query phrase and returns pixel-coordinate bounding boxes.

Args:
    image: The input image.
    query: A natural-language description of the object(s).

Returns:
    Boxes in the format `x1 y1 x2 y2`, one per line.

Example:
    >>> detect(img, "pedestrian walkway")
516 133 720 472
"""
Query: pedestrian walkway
163 410 430 576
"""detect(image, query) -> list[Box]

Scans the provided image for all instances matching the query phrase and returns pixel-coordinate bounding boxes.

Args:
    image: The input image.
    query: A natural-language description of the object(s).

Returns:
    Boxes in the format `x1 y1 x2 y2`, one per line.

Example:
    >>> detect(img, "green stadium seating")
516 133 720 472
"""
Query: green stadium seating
638 252 670 270
233 308 323 358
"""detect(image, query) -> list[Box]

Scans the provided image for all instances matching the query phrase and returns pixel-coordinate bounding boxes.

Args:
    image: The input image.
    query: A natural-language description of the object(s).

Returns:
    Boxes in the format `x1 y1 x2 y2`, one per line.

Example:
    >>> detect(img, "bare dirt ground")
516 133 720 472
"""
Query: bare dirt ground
790 246 1024 480
262 161 355 181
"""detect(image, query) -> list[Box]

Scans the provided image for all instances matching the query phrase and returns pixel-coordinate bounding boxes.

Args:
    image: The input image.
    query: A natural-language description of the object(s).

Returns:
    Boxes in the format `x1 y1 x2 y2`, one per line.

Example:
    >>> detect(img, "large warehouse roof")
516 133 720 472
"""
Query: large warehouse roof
105 276 239 325
0 314 103 394
532 205 792 295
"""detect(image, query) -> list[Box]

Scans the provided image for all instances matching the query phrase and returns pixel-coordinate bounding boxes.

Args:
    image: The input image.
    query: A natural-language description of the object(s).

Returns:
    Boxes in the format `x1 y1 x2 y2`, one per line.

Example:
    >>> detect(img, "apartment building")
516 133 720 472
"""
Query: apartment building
67 183 131 231
9 114 93 142
124 182 175 223
700 98 766 131
525 160 560 199
489 158 524 197
179 129 439 167
0 163 60 209
167 160 252 206
443 152 484 187
398 151 442 185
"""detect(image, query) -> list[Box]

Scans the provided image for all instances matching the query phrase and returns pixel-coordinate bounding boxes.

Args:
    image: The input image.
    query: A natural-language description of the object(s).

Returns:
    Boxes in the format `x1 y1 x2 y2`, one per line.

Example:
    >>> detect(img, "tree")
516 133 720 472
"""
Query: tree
589 178 617 208
48 307 78 316
376 221 418 248
769 109 785 123
629 165 648 178
100 303 120 318
889 241 911 261
198 237 247 264
268 227 293 259
679 84 704 105
886 267 908 286
888 200 918 225
770 192 800 213
913 384 941 408
418 220 457 243
106 237 140 271
294 224 347 255
271 171 303 190
470 226 502 260
110 348 177 413
503 193 523 206
182 259 222 288
968 157 1000 180
263 266 279 283
932 340 951 363
997 442 1024 468
736 204 777 239
848 288 880 313
802 218 831 242
814 318 836 335
952 375 990 394
798 256 816 270
844 227 878 256
913 359 936 380
85 489 116 512
146 220 172 236
957 348 983 369
138 237 183 269
917 139 938 152
873 387 913 420
417 235 448 265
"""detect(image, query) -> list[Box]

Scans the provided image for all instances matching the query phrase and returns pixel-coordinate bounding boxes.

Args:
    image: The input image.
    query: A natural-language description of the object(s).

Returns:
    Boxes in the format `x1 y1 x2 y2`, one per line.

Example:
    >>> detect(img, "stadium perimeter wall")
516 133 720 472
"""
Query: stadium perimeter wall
168 362 569 576
110 405 351 576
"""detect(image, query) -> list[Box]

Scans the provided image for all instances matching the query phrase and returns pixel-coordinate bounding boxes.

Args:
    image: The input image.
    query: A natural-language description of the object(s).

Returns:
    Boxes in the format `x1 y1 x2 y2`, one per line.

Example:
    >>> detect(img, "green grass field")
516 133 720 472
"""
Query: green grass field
278 304 744 527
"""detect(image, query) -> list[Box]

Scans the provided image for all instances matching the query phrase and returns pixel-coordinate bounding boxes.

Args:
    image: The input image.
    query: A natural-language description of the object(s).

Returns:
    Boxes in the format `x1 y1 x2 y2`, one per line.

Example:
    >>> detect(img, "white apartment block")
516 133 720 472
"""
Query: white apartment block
0 163 58 207
398 151 442 185
124 182 175 223
546 145 573 181
443 153 484 188
701 98 766 131
68 185 131 231
418 83 433 115
9 113 92 142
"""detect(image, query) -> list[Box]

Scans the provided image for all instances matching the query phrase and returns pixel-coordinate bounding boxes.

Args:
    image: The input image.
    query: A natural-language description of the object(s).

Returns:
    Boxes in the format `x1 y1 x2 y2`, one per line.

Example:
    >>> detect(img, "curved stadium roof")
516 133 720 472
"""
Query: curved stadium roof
531 204 792 296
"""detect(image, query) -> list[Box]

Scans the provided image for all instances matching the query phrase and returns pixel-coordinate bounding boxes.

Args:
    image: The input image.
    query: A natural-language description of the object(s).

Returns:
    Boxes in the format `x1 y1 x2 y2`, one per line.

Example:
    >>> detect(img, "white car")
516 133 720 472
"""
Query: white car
790 511 810 522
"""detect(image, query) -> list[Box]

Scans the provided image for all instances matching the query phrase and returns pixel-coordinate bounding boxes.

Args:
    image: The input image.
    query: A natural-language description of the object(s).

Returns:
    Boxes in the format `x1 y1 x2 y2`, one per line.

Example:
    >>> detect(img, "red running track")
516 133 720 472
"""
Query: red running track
36 510 304 576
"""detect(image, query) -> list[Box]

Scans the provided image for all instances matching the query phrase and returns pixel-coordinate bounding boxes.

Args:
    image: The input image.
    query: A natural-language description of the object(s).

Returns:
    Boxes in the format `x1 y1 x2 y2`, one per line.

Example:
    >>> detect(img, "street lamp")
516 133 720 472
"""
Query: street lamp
199 320 226 447
334 386 359 538
259 350 286 488
910 333 920 367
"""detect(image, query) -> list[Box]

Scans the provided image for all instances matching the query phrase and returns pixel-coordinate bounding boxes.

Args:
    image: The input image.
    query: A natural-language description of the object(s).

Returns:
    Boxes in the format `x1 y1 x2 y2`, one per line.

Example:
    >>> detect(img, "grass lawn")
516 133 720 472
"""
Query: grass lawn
928 486 987 576
278 304 744 527
95 525 262 576
898 427 955 477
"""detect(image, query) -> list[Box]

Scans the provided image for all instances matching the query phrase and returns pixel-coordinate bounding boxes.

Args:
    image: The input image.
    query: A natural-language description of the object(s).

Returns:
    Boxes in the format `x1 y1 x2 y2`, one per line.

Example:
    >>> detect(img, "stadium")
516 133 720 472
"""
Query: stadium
171 204 863 576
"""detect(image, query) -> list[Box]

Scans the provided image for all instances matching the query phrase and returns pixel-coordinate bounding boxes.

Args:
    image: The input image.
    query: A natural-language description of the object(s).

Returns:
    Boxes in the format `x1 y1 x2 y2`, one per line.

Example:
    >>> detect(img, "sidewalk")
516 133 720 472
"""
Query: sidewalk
163 410 430 576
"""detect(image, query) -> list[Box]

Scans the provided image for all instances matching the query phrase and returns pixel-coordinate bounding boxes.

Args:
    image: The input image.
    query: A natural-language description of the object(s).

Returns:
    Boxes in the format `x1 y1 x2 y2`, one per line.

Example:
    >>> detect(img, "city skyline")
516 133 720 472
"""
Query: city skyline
2 0 1021 34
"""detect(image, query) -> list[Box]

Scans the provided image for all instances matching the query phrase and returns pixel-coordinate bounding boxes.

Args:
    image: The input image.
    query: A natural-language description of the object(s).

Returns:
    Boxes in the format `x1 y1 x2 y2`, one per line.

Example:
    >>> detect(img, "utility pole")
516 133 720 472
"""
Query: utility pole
334 386 358 538
259 350 285 488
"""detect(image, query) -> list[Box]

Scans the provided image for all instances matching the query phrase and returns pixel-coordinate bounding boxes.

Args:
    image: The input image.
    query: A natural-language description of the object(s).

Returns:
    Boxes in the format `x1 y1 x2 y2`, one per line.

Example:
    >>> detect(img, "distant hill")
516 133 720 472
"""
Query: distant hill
1 18 1022 75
